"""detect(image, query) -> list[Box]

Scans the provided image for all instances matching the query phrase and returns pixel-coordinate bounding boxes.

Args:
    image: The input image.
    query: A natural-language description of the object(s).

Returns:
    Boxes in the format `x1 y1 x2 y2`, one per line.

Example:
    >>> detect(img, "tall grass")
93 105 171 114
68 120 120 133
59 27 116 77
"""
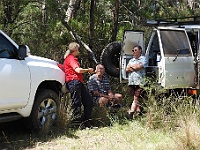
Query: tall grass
140 79 200 150
5 79 198 149
56 78 200 149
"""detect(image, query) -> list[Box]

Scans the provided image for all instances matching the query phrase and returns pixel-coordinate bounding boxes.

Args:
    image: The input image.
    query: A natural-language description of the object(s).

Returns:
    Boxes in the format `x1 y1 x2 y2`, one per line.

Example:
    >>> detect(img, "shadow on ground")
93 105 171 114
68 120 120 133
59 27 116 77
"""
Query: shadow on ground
0 106 130 149
0 119 78 150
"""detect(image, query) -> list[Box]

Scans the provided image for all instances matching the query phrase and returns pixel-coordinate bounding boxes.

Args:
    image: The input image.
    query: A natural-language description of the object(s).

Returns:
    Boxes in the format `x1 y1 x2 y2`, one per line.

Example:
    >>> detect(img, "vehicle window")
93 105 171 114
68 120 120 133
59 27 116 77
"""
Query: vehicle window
187 32 198 56
0 33 17 59
148 33 160 66
149 33 160 55
160 30 192 56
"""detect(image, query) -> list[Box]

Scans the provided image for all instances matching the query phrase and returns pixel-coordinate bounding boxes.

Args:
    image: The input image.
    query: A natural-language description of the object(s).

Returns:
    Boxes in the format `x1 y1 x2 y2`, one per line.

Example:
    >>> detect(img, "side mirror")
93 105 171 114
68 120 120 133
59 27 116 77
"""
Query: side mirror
18 45 30 60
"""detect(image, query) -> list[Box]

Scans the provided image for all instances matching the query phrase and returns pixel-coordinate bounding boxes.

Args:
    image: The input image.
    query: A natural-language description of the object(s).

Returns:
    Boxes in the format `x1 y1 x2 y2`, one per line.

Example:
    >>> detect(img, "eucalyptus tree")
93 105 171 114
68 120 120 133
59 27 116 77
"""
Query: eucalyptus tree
54 0 118 63
0 0 31 36
1 0 199 62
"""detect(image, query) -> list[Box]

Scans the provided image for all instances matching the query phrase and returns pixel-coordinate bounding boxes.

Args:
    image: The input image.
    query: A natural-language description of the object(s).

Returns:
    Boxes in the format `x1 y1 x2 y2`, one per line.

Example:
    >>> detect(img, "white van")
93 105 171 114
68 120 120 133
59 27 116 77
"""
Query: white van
101 18 200 96
120 27 196 90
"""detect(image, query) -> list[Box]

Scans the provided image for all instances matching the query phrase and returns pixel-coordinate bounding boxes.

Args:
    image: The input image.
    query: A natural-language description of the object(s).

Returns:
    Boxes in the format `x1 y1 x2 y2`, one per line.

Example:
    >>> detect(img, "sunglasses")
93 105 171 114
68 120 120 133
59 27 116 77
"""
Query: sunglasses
132 49 139 52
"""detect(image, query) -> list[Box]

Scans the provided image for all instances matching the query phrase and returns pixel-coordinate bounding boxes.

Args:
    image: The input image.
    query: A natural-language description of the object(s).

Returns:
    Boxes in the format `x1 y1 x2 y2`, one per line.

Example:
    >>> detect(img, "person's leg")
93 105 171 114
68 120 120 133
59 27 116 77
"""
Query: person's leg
128 85 143 118
98 97 109 107
130 99 137 112
67 80 82 120
136 88 144 115
113 93 123 104
133 88 142 112
129 85 136 112
130 87 143 116
81 83 93 121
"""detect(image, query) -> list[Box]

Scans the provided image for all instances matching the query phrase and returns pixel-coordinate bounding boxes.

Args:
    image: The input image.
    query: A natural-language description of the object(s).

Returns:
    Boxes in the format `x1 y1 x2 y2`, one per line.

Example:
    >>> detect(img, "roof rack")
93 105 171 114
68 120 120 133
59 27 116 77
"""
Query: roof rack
145 16 200 26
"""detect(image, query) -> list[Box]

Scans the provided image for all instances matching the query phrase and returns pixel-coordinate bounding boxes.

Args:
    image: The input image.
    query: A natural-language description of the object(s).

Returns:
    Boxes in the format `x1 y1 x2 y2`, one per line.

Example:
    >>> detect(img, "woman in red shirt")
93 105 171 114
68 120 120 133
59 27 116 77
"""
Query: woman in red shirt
63 42 94 126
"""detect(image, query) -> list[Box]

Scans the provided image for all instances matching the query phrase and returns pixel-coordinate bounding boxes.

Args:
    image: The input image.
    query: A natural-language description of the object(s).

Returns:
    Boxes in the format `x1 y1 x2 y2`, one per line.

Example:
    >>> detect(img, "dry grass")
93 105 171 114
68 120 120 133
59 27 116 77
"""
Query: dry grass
175 114 200 150
1 104 200 150
24 122 178 150
1 83 200 150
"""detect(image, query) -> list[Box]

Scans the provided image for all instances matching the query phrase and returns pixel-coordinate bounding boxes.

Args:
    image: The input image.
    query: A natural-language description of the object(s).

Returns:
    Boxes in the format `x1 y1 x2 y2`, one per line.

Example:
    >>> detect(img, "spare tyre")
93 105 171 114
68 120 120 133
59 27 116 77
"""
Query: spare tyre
100 41 121 77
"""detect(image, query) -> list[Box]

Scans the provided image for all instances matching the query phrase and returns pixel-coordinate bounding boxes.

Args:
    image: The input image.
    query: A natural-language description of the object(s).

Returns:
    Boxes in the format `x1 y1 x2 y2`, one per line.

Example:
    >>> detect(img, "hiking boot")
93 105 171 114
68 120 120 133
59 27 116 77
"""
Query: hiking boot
137 111 143 116
127 110 135 120
79 120 98 130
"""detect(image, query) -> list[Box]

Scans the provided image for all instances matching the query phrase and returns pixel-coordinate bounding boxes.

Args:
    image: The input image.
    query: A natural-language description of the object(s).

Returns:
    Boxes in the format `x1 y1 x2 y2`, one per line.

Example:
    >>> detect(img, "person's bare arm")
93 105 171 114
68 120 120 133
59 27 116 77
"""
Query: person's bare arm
92 90 110 99
75 67 94 74
126 65 134 72
132 63 144 70
126 63 143 72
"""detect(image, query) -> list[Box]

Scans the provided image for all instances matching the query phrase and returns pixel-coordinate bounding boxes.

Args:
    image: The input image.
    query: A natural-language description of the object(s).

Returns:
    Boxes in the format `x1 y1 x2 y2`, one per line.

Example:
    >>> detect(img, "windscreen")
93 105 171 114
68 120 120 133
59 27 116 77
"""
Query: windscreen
160 30 192 56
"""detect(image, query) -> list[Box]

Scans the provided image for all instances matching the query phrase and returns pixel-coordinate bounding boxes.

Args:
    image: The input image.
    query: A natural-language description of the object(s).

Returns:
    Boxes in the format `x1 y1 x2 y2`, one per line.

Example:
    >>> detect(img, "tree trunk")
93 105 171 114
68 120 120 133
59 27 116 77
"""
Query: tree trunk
2 0 12 30
111 0 119 42
89 0 95 48
42 0 47 24
88 0 96 67
188 0 199 9
65 0 77 22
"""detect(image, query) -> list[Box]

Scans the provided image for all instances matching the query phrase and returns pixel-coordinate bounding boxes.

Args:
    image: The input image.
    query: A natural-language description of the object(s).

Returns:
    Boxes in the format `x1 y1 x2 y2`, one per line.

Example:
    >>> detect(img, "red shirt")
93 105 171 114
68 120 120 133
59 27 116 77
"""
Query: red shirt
64 54 83 83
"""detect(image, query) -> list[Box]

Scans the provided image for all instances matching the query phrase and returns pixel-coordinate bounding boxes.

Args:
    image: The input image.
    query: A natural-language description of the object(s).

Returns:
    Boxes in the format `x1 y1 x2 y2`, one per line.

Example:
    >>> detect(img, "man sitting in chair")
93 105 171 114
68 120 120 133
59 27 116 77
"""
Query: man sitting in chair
87 64 122 107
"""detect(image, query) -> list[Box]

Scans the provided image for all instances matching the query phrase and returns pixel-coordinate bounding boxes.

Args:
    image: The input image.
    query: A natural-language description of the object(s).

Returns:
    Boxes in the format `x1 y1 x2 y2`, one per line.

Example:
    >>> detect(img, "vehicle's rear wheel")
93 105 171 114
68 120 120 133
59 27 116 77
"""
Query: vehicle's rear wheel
100 41 121 77
29 89 59 132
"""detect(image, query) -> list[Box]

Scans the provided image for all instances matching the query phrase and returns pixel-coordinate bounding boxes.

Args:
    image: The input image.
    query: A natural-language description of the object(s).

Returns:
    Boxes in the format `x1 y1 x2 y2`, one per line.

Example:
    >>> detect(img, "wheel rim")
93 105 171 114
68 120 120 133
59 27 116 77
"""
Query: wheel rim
38 98 57 127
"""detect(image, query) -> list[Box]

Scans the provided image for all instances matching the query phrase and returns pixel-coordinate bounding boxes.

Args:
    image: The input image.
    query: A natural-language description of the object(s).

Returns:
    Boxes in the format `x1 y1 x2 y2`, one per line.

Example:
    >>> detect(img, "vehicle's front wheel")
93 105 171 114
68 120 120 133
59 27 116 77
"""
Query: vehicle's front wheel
29 89 60 132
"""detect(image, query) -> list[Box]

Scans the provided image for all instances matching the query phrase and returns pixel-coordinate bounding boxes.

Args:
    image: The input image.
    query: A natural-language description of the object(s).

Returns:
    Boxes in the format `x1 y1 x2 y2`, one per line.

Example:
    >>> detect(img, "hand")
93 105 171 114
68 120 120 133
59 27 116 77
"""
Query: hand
127 65 134 72
108 93 114 100
88 68 94 74
130 67 134 71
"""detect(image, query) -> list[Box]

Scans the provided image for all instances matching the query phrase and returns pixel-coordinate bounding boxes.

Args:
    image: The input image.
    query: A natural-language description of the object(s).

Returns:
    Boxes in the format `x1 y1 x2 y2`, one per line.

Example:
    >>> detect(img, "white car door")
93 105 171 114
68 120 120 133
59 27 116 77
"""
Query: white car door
120 30 145 82
157 27 196 89
0 33 30 110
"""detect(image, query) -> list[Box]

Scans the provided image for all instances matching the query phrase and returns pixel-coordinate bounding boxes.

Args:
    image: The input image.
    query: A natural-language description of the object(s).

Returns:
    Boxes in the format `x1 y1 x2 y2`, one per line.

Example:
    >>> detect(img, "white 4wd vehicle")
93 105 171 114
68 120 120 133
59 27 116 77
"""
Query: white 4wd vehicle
101 17 200 96
0 30 66 131
120 27 196 89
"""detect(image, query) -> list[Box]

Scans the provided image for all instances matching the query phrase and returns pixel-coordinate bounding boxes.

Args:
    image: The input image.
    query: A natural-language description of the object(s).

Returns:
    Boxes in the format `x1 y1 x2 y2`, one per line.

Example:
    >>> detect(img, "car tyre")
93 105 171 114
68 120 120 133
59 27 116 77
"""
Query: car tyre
28 89 60 132
100 41 121 77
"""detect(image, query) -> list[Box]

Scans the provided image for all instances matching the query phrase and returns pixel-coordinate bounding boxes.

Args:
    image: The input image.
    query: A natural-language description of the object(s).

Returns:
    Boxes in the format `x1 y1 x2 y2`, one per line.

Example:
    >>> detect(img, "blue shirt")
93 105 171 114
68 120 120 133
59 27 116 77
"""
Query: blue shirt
87 74 111 96
127 55 147 85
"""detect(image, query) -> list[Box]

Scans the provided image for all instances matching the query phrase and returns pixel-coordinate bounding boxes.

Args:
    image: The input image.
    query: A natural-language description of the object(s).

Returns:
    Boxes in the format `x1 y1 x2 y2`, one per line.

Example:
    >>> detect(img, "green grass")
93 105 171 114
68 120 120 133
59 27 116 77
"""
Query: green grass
1 106 200 150
1 83 200 150
28 118 198 150
23 121 177 150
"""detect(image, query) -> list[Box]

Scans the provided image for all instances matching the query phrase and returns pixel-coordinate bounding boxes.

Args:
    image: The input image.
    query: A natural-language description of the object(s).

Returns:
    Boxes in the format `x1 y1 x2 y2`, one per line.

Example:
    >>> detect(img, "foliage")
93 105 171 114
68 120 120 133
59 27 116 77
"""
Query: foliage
1 90 200 149
1 0 200 64
1 1 200 149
